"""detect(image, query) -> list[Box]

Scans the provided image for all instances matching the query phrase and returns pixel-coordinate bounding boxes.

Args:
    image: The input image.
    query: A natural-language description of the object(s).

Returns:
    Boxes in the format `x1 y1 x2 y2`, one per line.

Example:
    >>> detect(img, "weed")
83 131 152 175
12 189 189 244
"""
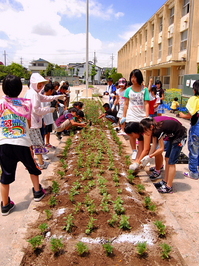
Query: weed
161 243 172 259
154 221 167 236
28 235 44 250
50 238 64 254
45 209 53 220
52 180 60 194
76 241 89 256
136 242 147 256
103 242 114 256
119 215 131 230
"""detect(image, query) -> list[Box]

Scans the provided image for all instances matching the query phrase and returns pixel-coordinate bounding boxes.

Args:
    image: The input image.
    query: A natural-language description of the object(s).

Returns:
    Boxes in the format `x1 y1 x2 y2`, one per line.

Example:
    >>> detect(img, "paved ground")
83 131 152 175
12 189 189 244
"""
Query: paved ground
0 85 199 265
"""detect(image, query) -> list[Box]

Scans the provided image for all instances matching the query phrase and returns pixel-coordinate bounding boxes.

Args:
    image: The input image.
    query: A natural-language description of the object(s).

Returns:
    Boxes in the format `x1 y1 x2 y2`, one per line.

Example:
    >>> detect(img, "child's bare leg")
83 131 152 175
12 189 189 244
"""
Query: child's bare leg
129 135 136 150
37 154 44 165
45 132 50 145
155 153 163 170
166 164 176 187
30 174 40 192
1 183 9 206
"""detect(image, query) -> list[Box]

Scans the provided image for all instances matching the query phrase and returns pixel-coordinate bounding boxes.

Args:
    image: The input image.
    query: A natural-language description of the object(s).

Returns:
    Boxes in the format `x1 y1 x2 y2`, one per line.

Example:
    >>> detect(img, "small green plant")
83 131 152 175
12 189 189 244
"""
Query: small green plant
136 242 147 256
87 203 97 214
119 215 131 230
49 196 58 207
113 197 125 215
117 188 123 194
76 241 89 256
74 202 82 213
100 201 110 212
136 184 145 194
161 243 172 259
57 170 65 179
154 221 167 236
52 180 60 194
85 217 97 235
45 209 53 220
28 235 44 250
63 213 75 232
127 173 135 184
39 223 48 234
103 242 114 256
50 238 64 254
125 155 131 166
108 213 119 227
144 196 157 211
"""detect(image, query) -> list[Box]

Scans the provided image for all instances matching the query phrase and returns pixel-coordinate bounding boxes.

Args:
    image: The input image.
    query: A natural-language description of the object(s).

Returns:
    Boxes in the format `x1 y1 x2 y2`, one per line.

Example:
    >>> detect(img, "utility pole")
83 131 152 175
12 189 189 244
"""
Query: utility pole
86 0 89 98
93 51 97 65
3 50 7 66
110 53 114 69
20 57 23 65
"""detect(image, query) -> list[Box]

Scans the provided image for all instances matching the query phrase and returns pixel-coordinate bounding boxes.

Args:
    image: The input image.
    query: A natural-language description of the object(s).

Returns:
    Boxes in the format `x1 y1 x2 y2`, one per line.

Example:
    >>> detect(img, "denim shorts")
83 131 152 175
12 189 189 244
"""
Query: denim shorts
105 115 117 123
165 140 183 165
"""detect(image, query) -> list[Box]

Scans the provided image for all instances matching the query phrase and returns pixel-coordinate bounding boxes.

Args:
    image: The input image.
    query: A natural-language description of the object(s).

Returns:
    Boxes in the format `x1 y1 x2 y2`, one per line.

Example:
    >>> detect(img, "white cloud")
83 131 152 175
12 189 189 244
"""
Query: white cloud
0 0 122 68
115 12 124 19
119 23 144 41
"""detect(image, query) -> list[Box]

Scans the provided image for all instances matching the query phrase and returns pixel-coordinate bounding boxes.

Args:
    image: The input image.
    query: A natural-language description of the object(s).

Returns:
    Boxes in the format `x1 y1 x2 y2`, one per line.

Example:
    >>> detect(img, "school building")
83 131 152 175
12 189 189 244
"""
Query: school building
117 0 199 90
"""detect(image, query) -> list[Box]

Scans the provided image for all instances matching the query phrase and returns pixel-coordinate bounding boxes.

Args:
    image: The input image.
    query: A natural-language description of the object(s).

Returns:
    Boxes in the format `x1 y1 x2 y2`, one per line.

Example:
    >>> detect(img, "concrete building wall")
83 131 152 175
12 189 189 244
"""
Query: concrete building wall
118 0 199 90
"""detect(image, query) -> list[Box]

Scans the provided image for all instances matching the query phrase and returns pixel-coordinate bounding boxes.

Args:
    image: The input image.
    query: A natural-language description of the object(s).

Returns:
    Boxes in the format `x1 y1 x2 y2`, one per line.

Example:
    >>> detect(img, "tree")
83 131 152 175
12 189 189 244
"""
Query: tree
46 63 54 76
110 73 123 83
90 65 97 84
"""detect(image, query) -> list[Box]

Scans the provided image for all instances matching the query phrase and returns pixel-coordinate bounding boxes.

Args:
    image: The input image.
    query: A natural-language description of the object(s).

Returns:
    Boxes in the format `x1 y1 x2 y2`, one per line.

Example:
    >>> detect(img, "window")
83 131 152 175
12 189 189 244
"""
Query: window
159 17 163 32
158 43 162 58
182 0 190 16
151 24 154 37
38 63 44 66
151 47 153 61
180 30 188 51
168 38 173 55
145 29 147 41
169 7 174 25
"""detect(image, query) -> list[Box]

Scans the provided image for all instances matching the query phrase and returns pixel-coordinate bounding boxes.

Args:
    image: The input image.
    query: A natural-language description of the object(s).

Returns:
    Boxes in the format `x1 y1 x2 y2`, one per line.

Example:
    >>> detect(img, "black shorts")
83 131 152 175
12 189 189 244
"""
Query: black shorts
44 124 53 134
0 144 41 185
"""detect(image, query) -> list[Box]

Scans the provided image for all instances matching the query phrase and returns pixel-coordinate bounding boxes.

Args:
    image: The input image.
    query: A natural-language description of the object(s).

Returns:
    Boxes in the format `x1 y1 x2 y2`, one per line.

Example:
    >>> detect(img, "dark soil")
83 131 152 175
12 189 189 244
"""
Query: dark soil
20 125 185 266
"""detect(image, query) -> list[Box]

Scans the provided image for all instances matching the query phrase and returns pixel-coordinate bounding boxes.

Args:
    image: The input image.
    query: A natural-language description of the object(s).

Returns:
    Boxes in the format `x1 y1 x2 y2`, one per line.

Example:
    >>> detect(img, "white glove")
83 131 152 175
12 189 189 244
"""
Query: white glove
58 95 66 101
141 155 151 167
50 107 56 113
110 93 115 97
129 162 140 171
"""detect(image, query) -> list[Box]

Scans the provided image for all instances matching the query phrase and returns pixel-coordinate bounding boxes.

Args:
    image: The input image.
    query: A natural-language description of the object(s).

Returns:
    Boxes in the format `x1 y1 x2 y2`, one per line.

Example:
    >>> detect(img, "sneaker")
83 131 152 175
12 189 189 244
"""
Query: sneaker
1 197 15 216
158 184 173 194
32 184 46 202
154 180 167 188
56 132 62 140
45 144 56 149
149 165 164 172
38 161 50 170
184 172 199 180
42 154 49 160
149 170 161 181
131 150 138 160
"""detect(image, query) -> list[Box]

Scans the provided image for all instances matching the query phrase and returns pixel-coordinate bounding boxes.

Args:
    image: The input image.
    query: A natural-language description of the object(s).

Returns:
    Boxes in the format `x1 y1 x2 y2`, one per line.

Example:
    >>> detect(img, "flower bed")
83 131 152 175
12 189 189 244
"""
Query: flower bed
21 99 185 266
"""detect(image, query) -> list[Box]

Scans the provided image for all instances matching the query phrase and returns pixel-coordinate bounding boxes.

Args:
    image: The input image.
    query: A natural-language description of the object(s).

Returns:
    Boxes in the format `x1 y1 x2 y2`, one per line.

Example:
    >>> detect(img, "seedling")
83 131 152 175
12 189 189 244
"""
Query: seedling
98 177 108 186
52 180 60 194
113 197 125 215
49 196 58 207
57 170 65 179
99 185 108 195
136 242 147 256
108 214 119 227
119 215 131 230
28 235 44 250
127 173 135 184
154 220 167 236
160 243 172 259
50 238 64 254
63 213 75 232
45 209 53 220
100 201 110 212
117 188 123 194
144 196 157 211
72 181 82 190
136 184 145 194
74 202 82 213
125 155 131 166
76 241 89 256
112 173 119 183
103 242 114 256
39 223 48 234
87 203 97 214
88 180 95 188
85 217 97 235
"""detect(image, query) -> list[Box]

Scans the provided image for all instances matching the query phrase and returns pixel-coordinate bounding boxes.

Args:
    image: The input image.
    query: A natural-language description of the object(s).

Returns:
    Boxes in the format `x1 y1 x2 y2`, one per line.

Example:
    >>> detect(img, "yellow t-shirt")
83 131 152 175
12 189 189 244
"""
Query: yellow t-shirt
186 96 199 115
171 101 179 110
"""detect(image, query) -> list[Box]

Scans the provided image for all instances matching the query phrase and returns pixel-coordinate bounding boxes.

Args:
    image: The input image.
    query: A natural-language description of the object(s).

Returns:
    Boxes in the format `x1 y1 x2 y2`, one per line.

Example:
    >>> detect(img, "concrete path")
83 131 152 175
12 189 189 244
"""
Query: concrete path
0 86 199 265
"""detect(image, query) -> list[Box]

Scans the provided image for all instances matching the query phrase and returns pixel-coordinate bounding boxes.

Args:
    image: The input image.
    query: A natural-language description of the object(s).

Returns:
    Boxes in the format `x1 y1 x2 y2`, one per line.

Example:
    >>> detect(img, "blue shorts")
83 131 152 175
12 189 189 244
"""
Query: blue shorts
105 115 118 123
165 141 183 165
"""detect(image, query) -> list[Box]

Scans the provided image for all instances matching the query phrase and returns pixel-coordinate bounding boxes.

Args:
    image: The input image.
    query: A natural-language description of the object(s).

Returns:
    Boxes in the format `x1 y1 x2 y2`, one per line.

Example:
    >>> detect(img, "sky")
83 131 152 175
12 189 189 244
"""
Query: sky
0 0 167 69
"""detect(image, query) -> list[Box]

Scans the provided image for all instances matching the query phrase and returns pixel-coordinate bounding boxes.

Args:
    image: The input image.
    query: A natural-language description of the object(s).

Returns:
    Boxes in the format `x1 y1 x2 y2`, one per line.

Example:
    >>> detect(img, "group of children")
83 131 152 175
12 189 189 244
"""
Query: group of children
0 73 85 215
101 69 199 194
